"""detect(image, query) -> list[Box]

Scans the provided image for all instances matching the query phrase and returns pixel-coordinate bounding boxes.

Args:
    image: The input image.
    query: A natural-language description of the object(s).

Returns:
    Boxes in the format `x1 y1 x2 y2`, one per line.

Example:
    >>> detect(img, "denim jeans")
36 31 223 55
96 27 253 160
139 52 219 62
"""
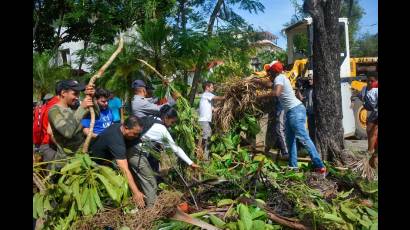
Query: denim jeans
285 104 324 168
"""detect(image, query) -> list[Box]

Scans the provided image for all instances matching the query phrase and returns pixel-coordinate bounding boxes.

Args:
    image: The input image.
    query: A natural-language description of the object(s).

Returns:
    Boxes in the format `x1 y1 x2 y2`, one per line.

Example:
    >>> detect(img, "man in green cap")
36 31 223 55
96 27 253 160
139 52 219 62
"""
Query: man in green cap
48 80 98 167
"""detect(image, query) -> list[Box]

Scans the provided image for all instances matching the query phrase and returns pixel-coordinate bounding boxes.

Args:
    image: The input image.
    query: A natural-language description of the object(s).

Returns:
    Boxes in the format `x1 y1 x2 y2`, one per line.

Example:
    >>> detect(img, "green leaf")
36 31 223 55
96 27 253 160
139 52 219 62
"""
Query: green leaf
370 222 378 230
33 193 40 218
96 173 119 202
92 186 103 209
99 165 123 187
217 199 234 207
81 154 93 168
36 193 45 218
209 214 226 228
251 209 266 220
364 207 378 218
43 196 52 212
72 179 82 210
238 204 253 230
237 220 246 230
253 154 266 162
255 199 266 206
119 227 131 230
252 220 265 230
89 187 98 215
189 211 209 218
225 222 238 230
340 204 358 221
323 213 345 224
337 188 354 199
60 159 82 173
82 188 91 216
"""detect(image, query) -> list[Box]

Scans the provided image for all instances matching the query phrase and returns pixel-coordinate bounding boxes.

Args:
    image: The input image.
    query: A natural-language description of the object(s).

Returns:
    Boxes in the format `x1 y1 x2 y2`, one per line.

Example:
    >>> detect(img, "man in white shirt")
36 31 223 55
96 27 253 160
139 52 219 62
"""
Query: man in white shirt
254 61 326 175
127 105 200 206
198 81 225 160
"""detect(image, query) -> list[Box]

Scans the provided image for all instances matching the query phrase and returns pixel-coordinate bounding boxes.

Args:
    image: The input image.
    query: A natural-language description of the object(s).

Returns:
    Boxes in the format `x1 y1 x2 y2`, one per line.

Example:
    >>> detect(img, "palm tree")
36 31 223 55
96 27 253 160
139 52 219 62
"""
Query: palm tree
33 52 71 100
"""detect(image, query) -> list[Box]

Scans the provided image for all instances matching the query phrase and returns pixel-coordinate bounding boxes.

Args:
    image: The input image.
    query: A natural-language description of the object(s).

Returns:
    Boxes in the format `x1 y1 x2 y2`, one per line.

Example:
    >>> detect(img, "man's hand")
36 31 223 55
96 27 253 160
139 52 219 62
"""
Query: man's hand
81 95 94 108
132 191 146 208
190 163 201 169
85 84 95 97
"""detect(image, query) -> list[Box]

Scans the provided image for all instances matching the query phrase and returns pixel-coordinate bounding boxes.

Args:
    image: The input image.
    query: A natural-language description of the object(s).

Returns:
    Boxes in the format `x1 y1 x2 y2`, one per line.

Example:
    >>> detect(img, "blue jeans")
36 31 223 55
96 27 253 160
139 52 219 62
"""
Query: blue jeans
285 104 324 168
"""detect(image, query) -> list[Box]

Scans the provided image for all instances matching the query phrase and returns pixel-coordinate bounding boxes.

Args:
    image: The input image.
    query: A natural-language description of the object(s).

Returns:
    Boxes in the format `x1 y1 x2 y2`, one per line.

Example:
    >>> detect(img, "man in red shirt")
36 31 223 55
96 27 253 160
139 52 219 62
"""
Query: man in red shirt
38 94 59 163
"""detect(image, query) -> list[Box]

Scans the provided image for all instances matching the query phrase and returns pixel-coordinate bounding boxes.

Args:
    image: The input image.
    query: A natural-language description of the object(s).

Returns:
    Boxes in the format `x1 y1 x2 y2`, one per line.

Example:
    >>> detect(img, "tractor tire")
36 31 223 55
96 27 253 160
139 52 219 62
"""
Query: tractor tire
353 98 367 139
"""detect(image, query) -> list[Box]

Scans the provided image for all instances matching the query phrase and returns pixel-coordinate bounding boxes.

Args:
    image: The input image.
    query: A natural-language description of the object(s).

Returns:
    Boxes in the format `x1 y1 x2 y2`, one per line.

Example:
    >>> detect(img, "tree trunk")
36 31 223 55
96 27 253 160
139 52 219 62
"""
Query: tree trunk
304 0 347 165
188 64 203 105
188 0 224 105
207 0 224 36
77 40 89 76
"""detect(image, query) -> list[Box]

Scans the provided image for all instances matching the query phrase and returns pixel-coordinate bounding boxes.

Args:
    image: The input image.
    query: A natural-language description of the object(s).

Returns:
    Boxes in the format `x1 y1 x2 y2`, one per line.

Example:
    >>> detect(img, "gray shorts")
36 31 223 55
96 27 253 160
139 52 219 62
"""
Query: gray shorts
200 121 212 139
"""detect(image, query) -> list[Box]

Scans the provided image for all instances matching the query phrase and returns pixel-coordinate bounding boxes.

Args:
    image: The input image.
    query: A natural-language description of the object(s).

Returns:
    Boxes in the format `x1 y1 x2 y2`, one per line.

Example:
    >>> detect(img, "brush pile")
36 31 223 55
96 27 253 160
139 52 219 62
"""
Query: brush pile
348 151 378 181
213 76 272 132
75 191 182 230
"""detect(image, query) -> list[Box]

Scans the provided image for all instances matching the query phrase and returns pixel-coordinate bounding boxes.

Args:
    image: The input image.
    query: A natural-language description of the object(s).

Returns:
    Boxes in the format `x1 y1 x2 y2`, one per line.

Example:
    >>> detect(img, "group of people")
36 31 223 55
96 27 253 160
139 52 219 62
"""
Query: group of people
33 60 378 208
33 78 200 208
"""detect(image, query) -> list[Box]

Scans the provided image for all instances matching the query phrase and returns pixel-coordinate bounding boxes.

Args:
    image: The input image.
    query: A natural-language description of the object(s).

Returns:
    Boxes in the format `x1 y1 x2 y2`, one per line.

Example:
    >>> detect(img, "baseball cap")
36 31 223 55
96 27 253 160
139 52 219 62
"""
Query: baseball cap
264 60 283 74
132 79 147 89
56 79 86 94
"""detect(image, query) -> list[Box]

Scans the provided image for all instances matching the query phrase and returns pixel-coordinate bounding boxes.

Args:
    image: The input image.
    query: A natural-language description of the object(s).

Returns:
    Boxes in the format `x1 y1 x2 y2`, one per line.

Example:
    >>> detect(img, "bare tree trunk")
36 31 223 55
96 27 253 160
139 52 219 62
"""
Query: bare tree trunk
188 64 204 104
207 0 224 36
304 0 347 165
77 40 89 76
188 0 224 105
33 0 42 39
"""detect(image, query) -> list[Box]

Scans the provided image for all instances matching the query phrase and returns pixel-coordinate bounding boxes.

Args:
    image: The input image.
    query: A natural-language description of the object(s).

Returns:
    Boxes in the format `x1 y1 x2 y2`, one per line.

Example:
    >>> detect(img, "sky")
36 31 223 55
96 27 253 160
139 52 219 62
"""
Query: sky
231 0 378 49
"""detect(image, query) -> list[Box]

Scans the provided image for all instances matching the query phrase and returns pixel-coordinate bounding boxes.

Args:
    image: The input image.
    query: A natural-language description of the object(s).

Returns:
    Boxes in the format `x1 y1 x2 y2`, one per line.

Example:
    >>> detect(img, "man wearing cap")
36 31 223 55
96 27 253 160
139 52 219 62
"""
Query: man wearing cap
253 61 326 175
131 79 180 118
48 80 97 165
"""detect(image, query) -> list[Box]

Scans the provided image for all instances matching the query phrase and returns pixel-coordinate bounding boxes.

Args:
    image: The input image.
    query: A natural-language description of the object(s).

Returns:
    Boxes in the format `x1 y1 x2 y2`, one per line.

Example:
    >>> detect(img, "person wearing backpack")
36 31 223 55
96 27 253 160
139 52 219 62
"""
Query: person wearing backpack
358 73 378 168
48 80 97 167
33 94 59 163
127 105 200 206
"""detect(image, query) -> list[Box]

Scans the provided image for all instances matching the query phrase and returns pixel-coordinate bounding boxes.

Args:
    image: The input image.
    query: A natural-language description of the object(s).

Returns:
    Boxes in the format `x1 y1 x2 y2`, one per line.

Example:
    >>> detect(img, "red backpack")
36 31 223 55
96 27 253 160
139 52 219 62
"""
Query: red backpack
33 104 44 145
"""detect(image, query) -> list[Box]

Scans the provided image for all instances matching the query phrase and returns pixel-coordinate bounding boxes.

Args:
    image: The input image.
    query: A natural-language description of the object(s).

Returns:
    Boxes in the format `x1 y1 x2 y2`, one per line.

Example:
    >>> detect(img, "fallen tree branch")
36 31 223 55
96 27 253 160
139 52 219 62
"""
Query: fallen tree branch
82 37 124 153
237 197 310 230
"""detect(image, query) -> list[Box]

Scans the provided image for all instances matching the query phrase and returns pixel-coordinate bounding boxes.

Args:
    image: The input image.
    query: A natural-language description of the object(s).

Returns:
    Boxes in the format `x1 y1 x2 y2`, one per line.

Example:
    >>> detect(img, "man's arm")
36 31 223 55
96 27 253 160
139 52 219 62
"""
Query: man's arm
133 99 162 117
212 95 225 101
49 107 88 139
115 159 146 208
272 84 284 97
252 77 273 88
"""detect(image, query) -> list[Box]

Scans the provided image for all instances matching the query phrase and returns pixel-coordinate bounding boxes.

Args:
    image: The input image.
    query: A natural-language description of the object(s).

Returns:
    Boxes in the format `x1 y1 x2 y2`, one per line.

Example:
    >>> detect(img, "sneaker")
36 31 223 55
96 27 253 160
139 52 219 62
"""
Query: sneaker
315 167 327 178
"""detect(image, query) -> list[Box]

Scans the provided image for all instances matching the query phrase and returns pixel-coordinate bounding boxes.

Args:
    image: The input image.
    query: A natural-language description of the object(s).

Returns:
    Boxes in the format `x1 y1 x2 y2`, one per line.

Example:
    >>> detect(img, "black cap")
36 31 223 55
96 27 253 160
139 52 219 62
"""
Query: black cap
56 80 86 94
132 80 146 89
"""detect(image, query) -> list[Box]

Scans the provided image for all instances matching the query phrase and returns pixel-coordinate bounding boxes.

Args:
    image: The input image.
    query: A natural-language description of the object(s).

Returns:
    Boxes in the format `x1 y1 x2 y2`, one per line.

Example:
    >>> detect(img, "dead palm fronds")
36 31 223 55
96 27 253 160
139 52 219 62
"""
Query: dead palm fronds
348 152 377 181
214 77 271 132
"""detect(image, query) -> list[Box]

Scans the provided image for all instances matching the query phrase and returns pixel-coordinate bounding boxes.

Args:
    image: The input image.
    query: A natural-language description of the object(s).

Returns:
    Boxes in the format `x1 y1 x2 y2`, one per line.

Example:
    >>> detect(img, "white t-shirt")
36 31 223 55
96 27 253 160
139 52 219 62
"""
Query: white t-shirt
141 123 193 165
198 92 215 122
274 74 302 112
